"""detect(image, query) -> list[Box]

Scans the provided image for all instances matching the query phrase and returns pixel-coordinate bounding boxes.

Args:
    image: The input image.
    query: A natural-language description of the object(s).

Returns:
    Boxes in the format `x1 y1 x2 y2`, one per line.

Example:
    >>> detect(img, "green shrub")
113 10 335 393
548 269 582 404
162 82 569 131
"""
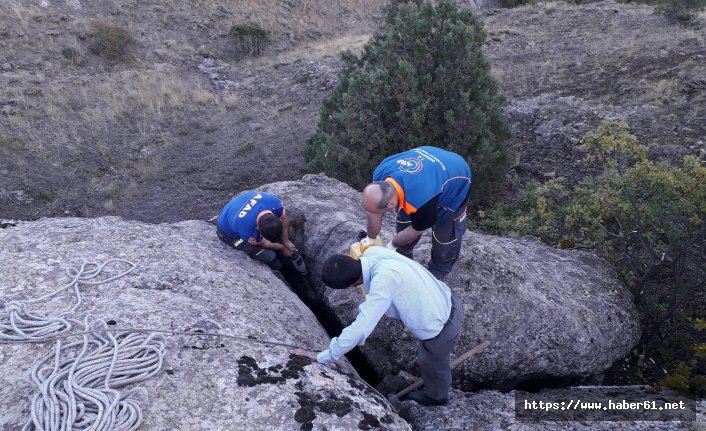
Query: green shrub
228 23 272 57
660 319 706 396
61 47 84 66
89 20 131 59
303 0 512 203
478 177 574 246
655 0 706 22
478 120 706 372
504 0 531 6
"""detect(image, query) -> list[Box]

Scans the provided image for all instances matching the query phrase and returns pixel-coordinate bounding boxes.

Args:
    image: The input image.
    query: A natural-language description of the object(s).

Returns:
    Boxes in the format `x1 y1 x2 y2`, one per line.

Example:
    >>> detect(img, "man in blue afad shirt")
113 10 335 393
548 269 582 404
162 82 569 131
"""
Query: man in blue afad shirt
216 191 306 274
361 146 472 280
292 247 464 407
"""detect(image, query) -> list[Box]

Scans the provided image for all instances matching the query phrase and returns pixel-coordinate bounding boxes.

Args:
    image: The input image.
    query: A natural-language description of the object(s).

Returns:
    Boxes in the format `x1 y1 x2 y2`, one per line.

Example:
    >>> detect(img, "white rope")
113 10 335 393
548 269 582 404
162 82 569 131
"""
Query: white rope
0 259 136 342
22 318 165 431
0 260 161 431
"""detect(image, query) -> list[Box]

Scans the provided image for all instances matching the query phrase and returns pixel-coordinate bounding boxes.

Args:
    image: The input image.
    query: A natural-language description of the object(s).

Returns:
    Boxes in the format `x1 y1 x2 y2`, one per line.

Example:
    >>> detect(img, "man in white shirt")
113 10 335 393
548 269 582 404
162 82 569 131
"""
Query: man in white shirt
292 247 464 406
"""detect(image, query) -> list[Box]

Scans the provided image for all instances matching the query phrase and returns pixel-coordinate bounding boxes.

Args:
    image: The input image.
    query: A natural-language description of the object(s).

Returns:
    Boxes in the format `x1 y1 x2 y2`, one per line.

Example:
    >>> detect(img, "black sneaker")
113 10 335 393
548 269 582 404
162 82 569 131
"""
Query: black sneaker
401 390 448 406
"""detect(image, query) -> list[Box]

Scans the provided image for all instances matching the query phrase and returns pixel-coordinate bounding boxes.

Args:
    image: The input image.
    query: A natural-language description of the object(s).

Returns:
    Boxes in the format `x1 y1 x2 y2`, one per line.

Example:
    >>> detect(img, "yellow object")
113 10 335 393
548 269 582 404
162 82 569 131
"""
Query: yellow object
349 235 384 260
349 235 384 297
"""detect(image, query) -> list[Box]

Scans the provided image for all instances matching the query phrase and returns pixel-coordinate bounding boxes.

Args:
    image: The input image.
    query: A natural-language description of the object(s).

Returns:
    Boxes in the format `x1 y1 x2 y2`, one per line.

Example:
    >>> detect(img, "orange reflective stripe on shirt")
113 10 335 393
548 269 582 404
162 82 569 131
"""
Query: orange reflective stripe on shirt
385 177 417 215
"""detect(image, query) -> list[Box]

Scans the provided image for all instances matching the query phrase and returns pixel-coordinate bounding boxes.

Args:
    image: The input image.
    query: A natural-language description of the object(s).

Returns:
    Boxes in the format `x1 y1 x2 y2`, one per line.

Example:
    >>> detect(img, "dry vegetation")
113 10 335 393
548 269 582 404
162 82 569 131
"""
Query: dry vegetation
0 0 384 220
0 0 704 224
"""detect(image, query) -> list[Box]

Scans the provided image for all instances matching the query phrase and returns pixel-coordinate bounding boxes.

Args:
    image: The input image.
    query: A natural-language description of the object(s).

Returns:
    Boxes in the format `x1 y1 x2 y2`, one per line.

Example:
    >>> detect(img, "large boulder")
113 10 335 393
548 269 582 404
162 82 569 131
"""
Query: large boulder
261 174 641 391
0 217 409 430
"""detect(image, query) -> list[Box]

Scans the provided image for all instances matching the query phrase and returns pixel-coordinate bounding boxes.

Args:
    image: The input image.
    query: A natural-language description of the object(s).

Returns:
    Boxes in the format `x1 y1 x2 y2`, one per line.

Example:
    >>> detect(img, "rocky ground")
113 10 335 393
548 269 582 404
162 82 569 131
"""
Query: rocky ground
0 217 410 430
1 0 704 222
487 1 706 191
1 204 702 430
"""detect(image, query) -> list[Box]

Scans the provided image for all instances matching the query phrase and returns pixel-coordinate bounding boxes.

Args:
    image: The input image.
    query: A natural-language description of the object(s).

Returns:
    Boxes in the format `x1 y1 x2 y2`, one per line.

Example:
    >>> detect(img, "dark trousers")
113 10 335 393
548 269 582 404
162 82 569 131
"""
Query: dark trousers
216 229 282 270
395 205 467 280
418 292 464 400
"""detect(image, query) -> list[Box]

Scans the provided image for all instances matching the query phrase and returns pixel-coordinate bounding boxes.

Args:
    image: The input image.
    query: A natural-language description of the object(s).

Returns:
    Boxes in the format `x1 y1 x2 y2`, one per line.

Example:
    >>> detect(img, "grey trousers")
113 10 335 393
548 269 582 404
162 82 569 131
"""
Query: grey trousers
418 292 464 400
217 229 282 270
395 205 467 280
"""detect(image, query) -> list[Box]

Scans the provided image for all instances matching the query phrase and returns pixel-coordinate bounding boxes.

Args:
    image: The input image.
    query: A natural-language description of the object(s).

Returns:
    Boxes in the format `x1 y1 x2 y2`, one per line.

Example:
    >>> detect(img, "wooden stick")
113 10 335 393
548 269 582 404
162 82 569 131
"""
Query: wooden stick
395 341 490 399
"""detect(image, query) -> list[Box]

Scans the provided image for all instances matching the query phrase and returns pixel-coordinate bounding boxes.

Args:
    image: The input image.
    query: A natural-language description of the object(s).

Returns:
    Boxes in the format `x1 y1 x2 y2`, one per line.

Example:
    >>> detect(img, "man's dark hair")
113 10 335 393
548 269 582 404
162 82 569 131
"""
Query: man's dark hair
374 181 395 210
322 254 362 289
258 213 283 242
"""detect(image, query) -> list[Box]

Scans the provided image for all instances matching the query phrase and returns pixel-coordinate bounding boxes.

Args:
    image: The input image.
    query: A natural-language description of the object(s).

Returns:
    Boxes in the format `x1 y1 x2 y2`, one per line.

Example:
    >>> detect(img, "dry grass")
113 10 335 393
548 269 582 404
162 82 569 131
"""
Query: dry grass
256 33 371 67
133 155 164 181
95 70 191 118
102 199 116 211
2 69 215 173
222 92 239 109
641 78 682 104
88 174 121 196
194 0 383 39
192 86 219 106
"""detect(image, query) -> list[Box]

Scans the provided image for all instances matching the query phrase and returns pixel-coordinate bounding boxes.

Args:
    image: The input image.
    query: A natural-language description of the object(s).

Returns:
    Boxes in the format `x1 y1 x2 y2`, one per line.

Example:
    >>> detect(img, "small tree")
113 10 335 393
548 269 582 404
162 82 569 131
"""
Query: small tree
228 23 272 57
303 0 512 202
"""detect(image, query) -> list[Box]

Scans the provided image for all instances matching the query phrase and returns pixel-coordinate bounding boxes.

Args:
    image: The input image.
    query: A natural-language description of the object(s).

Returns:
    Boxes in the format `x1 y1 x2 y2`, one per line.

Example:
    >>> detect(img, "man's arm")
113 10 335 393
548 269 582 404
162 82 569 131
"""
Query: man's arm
280 210 296 253
366 211 384 240
391 225 424 247
317 285 392 364
390 195 439 247
254 238 287 253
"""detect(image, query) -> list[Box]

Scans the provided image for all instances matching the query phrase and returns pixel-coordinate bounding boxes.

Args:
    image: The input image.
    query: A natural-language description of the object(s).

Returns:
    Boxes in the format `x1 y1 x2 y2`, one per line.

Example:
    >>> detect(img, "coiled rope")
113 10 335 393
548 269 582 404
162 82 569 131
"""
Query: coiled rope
23 318 165 431
0 259 136 342
1 259 309 431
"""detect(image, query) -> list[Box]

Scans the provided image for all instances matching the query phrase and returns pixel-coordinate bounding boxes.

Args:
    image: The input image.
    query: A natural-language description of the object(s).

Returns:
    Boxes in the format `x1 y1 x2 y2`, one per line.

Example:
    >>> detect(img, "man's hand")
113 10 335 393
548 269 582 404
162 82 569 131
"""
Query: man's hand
386 241 397 251
360 236 377 252
280 245 293 257
289 349 318 362
284 240 297 254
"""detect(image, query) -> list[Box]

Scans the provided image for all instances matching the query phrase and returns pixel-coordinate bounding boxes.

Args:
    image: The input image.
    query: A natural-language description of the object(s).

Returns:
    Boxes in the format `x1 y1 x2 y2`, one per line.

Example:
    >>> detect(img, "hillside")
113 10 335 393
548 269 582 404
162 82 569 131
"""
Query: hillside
0 0 704 222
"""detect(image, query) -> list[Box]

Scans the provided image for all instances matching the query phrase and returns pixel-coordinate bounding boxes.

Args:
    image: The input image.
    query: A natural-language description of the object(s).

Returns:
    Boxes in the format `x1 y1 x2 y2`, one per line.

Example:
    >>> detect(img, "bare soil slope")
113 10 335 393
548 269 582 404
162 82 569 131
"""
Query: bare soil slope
0 0 379 221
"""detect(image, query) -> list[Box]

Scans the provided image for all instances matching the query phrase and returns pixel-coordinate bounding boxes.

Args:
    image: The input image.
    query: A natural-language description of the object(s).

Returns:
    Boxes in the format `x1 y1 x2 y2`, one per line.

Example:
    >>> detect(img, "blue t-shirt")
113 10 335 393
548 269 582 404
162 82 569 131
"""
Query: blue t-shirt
372 146 471 225
217 191 284 242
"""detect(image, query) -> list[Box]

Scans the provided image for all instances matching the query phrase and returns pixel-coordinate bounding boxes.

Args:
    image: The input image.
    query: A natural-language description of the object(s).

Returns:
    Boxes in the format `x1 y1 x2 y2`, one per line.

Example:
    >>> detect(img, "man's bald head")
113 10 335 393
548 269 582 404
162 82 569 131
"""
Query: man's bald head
363 181 396 214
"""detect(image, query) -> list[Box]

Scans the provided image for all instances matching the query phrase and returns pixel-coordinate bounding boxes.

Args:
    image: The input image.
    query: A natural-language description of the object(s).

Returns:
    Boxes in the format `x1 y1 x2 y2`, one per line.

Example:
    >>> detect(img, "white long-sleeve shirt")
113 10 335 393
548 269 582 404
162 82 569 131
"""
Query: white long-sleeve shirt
317 246 452 365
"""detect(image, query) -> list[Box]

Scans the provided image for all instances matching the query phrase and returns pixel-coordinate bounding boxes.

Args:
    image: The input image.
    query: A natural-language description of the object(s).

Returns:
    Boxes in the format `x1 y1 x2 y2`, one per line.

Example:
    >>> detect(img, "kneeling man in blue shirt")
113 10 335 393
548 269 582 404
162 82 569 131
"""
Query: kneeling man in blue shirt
216 191 306 274
293 246 463 406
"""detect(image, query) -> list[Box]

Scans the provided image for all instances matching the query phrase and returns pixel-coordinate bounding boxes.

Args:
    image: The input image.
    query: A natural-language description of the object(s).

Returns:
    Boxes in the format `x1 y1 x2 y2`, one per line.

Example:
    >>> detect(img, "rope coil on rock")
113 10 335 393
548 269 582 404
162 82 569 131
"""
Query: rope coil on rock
0 260 163 431
23 318 166 431
0 259 136 342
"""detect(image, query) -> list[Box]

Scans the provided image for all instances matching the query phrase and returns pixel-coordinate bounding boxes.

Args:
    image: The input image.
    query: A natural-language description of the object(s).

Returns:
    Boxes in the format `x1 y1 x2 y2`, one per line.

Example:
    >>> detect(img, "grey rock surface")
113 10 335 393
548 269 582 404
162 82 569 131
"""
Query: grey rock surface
262 174 641 391
400 387 703 431
0 217 409 430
